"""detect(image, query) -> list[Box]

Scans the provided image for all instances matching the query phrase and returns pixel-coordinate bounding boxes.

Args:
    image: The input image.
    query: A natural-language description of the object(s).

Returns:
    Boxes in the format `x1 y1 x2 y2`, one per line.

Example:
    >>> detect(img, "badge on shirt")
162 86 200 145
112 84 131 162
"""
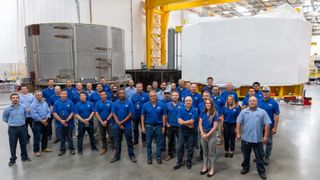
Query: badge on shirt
88 105 90 108
107 104 110 106
269 104 273 107
125 104 129 108
233 109 236 112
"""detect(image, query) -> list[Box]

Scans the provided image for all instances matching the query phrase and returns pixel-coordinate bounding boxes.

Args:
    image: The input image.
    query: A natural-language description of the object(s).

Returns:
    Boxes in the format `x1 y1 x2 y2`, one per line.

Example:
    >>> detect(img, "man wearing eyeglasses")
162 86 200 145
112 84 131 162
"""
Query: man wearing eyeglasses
258 86 280 166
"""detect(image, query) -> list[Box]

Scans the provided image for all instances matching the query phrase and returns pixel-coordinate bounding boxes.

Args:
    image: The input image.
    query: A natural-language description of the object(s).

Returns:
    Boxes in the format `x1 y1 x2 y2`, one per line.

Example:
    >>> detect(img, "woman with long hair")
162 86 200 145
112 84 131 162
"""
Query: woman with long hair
221 95 241 158
199 99 219 177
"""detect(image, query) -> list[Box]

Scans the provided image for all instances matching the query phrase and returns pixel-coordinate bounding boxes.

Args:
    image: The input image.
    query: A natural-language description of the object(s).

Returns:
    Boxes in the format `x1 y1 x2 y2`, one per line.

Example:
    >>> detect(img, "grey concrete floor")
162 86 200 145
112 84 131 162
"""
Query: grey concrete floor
0 86 319 180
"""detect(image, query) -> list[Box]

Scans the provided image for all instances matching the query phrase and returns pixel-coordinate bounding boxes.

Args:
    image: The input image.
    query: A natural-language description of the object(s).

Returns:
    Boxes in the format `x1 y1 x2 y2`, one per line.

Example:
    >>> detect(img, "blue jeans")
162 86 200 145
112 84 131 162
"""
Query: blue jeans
264 132 273 159
114 128 134 159
8 125 29 162
32 121 48 152
77 122 96 152
177 127 196 164
241 140 265 174
146 124 162 160
59 126 74 151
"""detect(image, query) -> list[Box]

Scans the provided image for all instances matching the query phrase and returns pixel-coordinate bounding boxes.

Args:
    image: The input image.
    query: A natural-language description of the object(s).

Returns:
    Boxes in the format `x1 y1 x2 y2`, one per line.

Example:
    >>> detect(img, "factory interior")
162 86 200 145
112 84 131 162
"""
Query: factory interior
0 0 320 180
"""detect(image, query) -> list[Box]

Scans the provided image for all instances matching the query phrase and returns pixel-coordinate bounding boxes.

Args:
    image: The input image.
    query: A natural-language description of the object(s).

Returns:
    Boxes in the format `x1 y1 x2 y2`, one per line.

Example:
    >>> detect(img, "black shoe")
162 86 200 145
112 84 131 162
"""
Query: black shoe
224 152 229 158
53 139 60 144
259 172 267 179
207 171 216 177
147 159 152 165
70 149 76 155
264 158 269 166
229 153 234 158
22 158 32 162
133 141 138 145
78 151 83 155
110 156 120 163
58 151 65 156
130 156 137 163
253 158 256 162
8 161 15 166
157 159 162 164
240 169 249 175
195 143 199 149
200 169 208 175
186 161 192 169
173 163 182 170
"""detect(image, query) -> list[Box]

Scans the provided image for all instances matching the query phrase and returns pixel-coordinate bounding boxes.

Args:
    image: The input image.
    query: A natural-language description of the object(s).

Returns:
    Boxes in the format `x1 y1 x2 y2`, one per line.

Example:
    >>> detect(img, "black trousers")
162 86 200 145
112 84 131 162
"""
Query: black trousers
47 115 53 138
167 126 179 156
8 125 29 162
77 122 97 152
133 117 146 143
25 117 34 140
33 121 49 152
241 140 265 174
223 122 236 152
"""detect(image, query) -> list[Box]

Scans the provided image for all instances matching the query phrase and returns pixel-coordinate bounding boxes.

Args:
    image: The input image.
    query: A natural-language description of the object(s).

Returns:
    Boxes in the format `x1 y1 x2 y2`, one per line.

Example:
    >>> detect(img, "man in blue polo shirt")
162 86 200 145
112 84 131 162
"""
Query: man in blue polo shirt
88 83 103 106
75 92 98 154
221 82 239 105
42 79 55 140
72 83 87 105
241 87 256 109
176 79 187 102
125 79 136 101
141 90 166 165
236 96 271 180
100 77 111 95
173 96 198 170
156 82 167 101
65 80 76 100
185 83 201 108
53 90 76 156
258 86 280 165
212 85 225 115
30 90 51 157
253 82 263 99
110 88 137 163
49 86 62 144
19 86 35 144
3 93 31 166
165 91 184 161
94 91 115 155
131 82 149 146
201 77 214 95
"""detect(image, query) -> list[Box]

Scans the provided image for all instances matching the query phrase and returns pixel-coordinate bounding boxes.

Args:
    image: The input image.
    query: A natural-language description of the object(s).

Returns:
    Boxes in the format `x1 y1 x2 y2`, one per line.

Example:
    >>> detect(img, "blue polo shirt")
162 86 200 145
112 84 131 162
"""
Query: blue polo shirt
94 99 113 125
177 87 187 102
53 99 75 127
200 112 219 132
2 104 27 126
245 91 263 100
131 92 149 119
75 101 94 123
167 101 184 127
19 93 35 117
49 94 60 107
65 87 76 100
30 100 51 122
103 84 111 94
221 90 239 103
141 101 166 124
42 87 55 102
125 87 137 100
202 86 213 95
258 98 280 128
71 91 88 105
161 98 171 104
222 106 241 123
88 91 101 106
212 95 225 115
184 92 201 108
112 98 134 129
156 90 165 101
237 107 271 143
178 106 198 129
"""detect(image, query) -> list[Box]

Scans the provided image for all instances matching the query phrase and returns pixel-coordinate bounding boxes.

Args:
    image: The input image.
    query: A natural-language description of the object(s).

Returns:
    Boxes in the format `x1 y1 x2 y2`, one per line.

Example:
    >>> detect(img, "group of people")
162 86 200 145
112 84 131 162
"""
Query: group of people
2 76 280 179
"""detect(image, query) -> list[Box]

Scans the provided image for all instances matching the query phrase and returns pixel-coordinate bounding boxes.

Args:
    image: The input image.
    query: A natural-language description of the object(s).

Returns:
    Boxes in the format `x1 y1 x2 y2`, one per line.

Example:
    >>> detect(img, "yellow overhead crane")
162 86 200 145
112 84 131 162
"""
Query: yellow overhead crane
145 0 240 69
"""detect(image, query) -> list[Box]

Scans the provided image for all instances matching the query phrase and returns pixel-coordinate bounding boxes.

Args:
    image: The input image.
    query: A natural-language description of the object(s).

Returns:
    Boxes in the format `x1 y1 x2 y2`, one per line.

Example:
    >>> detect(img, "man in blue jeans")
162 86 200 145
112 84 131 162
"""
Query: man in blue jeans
141 90 166 165
30 91 52 157
173 96 198 170
52 90 76 156
236 96 271 180
110 88 137 163
3 93 31 166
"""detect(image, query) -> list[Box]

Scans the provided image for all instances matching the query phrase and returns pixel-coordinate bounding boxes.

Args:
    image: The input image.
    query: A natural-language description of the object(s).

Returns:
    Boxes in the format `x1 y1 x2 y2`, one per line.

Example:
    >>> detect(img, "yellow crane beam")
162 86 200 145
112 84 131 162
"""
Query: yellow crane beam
145 0 240 69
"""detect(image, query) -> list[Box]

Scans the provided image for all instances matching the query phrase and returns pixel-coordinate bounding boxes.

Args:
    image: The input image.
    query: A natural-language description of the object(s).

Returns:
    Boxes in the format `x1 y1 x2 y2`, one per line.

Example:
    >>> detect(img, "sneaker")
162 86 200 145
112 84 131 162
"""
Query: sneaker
110 156 120 163
8 161 15 167
78 151 83 155
156 159 162 164
130 156 137 163
147 159 152 165
58 151 65 156
186 161 192 169
240 169 249 175
259 172 267 179
22 158 32 162
173 163 182 170
70 149 76 155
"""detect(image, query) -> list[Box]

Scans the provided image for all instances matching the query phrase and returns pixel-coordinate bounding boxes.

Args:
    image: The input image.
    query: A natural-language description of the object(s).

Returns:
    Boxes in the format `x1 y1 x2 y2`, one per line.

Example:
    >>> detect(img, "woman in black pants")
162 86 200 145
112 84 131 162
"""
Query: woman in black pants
221 95 240 158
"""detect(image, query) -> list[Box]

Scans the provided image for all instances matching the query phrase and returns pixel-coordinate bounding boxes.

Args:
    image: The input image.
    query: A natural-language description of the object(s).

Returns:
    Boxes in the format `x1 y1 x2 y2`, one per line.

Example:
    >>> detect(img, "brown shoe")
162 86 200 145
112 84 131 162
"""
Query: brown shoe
43 148 52 152
100 148 107 155
165 155 173 161
34 152 41 157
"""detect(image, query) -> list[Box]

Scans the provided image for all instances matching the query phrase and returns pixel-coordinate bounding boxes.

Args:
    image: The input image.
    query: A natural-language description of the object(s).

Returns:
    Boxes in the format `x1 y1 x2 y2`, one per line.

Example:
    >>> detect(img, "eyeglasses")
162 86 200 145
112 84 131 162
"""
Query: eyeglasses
262 91 270 93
